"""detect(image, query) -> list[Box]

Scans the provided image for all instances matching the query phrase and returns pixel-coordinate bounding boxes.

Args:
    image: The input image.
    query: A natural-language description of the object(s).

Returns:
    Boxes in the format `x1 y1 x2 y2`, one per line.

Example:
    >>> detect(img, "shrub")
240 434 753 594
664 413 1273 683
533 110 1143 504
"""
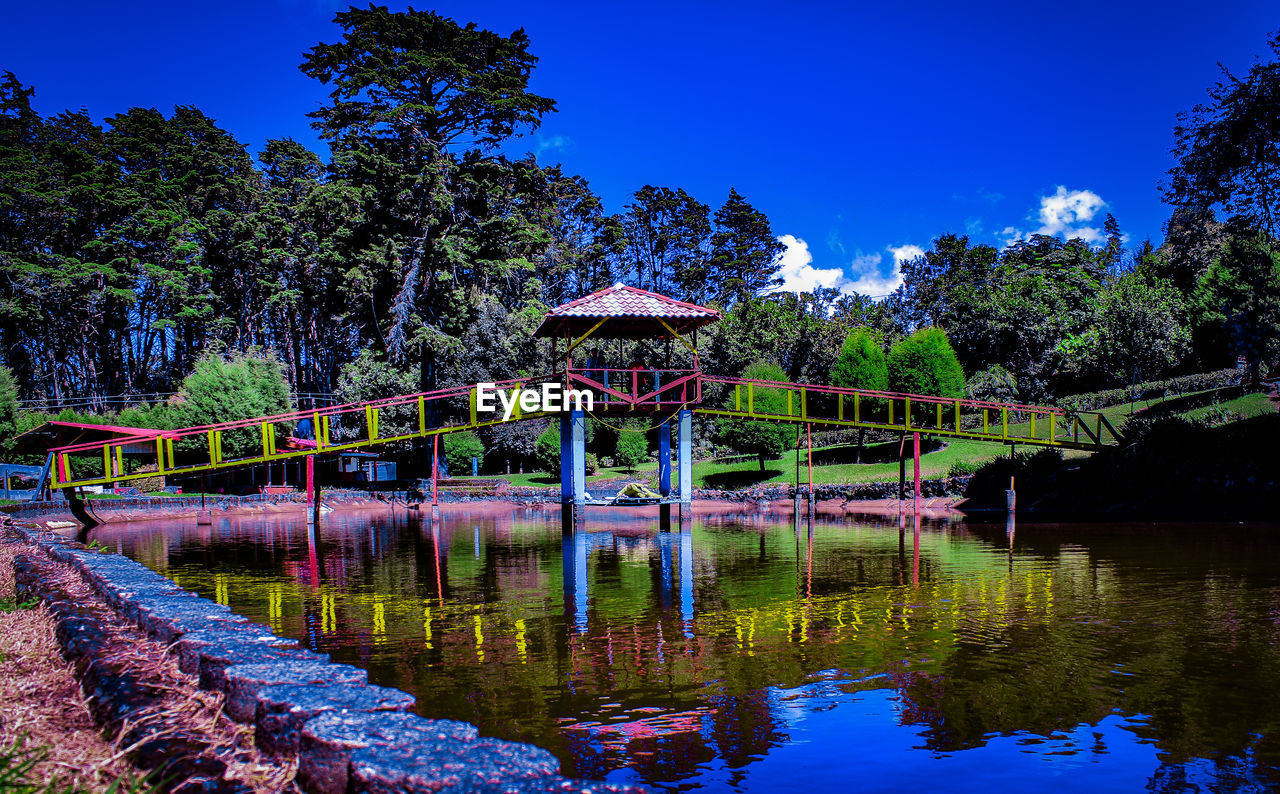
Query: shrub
830 328 888 390
1056 369 1242 412
887 327 966 398
718 361 800 471
535 425 598 475
967 364 1019 403
172 349 293 460
443 431 485 476
535 425 560 474
615 419 648 473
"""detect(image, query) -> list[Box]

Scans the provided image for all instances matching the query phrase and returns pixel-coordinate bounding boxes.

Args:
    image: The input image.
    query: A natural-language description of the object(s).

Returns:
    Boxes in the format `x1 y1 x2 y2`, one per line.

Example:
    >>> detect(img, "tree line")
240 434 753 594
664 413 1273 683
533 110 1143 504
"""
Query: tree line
1 8 1277 467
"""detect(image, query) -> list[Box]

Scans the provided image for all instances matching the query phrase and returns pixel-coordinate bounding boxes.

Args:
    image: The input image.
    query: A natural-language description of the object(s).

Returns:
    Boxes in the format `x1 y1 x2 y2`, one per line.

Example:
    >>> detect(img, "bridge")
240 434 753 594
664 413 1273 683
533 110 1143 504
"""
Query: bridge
35 285 1121 516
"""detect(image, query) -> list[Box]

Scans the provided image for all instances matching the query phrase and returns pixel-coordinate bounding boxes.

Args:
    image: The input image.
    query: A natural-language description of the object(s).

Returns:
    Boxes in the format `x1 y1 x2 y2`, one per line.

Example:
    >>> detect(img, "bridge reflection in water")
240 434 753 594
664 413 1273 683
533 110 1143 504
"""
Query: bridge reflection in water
97 508 1280 792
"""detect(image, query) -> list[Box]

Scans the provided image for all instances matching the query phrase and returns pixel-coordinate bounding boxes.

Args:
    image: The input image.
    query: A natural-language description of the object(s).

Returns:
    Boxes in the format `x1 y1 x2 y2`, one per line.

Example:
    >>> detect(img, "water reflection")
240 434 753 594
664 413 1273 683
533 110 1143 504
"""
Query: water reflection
97 508 1280 792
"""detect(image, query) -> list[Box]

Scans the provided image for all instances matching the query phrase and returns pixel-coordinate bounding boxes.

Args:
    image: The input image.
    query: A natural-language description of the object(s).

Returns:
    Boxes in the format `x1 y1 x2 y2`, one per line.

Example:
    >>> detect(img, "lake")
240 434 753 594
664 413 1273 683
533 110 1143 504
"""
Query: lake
96 505 1280 792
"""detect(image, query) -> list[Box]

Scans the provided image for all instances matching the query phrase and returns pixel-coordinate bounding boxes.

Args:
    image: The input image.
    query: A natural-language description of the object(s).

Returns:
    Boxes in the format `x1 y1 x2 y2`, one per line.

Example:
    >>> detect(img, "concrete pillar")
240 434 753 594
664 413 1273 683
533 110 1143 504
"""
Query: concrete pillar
559 414 573 504
678 408 692 505
658 419 672 497
571 408 586 506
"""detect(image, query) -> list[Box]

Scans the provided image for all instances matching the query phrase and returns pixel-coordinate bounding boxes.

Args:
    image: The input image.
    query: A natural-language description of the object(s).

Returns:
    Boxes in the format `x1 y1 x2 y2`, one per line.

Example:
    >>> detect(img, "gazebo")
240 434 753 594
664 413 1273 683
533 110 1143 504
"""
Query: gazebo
533 284 721 512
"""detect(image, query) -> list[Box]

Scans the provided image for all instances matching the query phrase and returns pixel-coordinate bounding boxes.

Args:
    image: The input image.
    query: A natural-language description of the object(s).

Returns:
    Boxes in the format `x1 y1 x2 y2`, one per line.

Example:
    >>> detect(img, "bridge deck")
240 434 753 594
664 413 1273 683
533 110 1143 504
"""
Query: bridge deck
44 369 1120 490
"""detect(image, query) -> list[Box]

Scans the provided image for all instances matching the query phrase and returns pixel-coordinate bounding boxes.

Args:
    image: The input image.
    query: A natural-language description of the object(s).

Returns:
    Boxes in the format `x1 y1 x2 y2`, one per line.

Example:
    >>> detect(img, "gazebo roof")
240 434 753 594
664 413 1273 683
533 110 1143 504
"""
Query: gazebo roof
533 283 721 340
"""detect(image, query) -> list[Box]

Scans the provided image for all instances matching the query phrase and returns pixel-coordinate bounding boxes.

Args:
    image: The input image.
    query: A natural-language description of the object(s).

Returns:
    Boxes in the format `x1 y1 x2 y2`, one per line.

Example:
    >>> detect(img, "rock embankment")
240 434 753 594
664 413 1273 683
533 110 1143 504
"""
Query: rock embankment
9 522 647 793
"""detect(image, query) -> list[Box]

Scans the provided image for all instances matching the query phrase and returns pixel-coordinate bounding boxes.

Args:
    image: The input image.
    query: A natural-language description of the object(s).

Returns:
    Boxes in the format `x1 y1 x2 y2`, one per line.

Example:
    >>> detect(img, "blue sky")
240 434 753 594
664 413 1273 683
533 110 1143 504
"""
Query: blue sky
2 0 1274 297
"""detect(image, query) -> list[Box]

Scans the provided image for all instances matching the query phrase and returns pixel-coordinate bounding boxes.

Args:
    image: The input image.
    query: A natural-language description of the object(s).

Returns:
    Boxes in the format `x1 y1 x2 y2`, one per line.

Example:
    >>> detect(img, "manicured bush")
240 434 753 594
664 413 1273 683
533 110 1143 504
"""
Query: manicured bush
887 327 966 399
1056 369 1242 412
443 430 485 475
830 328 888 391
535 425 560 474
615 419 648 473
172 349 293 460
718 361 801 471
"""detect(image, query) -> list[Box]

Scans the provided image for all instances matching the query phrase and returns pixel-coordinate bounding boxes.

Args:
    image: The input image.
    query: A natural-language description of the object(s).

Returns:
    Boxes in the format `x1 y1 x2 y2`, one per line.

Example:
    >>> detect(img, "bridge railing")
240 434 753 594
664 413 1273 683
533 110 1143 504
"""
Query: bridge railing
563 367 701 407
47 374 559 490
699 376 1120 450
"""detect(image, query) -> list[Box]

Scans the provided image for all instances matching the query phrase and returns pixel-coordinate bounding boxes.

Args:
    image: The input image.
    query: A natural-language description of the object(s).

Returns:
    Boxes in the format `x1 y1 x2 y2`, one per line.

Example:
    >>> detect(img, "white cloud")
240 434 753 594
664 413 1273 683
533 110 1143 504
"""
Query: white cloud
770 235 918 301
534 134 571 156
1034 186 1106 242
772 234 852 294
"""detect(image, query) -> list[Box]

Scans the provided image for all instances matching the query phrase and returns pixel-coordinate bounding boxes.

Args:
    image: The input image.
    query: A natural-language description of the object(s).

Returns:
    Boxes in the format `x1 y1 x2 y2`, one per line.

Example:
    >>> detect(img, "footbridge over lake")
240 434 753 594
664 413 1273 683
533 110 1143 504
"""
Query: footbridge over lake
34 285 1121 513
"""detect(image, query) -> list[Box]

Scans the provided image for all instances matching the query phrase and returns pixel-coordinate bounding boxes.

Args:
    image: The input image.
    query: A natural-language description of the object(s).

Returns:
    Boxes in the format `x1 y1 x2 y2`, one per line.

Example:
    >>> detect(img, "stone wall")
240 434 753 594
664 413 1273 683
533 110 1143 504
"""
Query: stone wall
10 524 646 793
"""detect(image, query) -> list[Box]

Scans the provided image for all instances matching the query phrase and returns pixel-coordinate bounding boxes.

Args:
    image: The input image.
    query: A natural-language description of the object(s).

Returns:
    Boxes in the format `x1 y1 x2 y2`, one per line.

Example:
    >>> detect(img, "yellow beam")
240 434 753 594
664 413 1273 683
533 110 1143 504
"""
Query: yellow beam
566 317 609 355
656 318 697 354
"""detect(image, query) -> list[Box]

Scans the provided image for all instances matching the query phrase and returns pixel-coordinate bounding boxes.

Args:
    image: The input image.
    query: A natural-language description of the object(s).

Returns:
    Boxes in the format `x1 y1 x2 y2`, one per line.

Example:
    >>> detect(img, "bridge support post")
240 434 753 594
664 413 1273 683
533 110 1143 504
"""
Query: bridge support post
678 409 692 509
913 432 921 514
898 433 907 505
306 454 316 524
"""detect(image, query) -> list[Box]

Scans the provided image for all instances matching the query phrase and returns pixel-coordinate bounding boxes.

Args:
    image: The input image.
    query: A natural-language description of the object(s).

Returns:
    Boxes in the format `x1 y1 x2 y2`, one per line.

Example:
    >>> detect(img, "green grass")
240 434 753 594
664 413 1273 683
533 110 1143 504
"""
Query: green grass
1181 392 1274 422
450 390 1275 492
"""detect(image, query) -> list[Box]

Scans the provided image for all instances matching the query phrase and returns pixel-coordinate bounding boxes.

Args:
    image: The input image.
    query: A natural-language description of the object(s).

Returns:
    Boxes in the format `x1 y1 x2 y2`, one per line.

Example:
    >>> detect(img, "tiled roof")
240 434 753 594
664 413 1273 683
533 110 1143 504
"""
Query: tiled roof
535 284 720 339
545 284 718 320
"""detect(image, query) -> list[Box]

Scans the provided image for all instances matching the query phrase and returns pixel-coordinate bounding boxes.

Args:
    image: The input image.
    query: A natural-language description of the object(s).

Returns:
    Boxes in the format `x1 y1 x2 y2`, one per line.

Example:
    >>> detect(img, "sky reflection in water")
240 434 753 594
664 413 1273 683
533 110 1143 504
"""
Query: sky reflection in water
98 506 1280 792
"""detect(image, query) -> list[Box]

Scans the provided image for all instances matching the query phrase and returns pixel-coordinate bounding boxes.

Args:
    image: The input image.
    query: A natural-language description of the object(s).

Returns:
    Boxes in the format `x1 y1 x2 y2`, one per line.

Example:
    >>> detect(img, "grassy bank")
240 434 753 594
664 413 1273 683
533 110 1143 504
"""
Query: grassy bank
462 389 1273 492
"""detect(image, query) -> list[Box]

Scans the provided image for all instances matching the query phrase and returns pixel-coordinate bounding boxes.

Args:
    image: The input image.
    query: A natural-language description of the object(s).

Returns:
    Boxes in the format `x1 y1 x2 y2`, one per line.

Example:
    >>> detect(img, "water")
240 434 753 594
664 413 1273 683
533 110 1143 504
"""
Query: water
97 507 1280 792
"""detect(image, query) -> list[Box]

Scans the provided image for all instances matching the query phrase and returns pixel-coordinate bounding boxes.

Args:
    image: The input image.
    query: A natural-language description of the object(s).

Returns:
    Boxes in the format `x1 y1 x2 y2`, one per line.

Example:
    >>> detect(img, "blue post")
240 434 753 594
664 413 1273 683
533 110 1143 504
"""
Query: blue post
658 420 672 497
471 456 479 477
678 408 692 505
559 414 573 504
571 407 586 506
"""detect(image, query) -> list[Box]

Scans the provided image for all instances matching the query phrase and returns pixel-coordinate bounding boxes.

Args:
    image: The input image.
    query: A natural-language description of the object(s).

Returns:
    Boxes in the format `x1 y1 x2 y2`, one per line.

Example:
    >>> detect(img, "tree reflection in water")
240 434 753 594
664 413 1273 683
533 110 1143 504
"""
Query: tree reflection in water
100 508 1280 791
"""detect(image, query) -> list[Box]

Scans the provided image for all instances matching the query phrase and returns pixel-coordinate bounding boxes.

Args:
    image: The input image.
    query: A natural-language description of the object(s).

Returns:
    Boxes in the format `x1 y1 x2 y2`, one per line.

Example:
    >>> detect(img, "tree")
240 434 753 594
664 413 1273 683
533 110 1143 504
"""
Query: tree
335 350 419 440
300 5 555 150
1194 226 1280 385
0 365 17 456
619 186 710 299
718 361 800 471
830 328 888 463
1167 32 1280 236
708 189 783 306
1095 272 1190 386
300 6 556 390
443 430 485 476
887 327 966 399
614 419 648 473
172 350 293 460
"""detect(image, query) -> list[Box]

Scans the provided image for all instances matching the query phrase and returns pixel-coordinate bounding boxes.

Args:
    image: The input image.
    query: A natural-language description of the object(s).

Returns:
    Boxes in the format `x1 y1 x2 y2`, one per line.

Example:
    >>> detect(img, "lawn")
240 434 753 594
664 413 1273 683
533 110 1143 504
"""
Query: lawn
446 388 1275 491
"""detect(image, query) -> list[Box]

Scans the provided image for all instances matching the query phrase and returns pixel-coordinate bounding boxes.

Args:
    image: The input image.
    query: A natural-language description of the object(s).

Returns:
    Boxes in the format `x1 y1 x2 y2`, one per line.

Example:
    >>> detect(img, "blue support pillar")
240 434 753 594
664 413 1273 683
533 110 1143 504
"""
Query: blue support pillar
658 420 672 497
571 408 586 506
559 414 573 504
678 408 692 505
